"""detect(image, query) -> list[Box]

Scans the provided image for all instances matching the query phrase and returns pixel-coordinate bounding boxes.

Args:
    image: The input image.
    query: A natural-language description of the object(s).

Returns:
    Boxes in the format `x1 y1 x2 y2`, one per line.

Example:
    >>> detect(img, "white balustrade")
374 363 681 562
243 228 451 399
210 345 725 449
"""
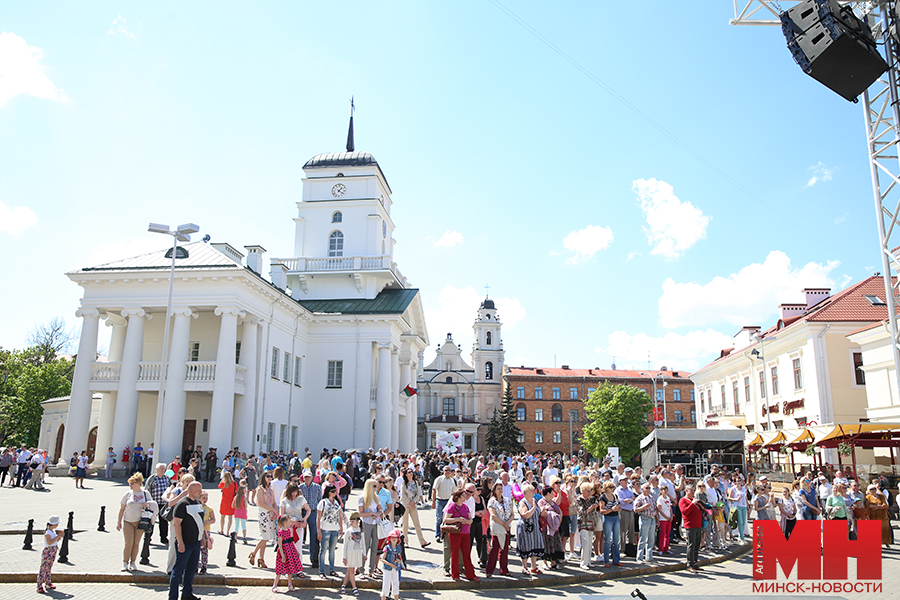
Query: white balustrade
234 364 247 387
270 255 393 272
185 361 217 381
137 362 163 381
91 362 121 381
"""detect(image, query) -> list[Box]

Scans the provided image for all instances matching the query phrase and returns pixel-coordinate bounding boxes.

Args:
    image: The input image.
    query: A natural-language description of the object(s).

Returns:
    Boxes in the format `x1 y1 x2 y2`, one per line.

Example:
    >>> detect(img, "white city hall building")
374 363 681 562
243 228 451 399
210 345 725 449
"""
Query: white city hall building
51 139 429 469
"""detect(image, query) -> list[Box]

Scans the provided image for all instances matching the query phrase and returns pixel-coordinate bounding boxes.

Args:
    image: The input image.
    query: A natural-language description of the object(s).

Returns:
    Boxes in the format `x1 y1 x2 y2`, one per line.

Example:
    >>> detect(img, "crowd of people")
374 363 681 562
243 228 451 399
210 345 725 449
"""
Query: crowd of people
21 445 899 597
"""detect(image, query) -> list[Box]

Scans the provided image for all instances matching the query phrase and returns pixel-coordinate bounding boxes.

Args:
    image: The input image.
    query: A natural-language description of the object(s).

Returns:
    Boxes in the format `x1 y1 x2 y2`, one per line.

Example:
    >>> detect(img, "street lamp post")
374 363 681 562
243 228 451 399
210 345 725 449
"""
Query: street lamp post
148 222 199 461
640 371 665 429
750 334 776 433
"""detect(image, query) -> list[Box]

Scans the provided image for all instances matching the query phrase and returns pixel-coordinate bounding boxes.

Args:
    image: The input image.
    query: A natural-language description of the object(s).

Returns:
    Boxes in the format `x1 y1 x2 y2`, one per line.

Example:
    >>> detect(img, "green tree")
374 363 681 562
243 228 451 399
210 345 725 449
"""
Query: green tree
0 344 75 447
581 382 653 466
487 386 524 455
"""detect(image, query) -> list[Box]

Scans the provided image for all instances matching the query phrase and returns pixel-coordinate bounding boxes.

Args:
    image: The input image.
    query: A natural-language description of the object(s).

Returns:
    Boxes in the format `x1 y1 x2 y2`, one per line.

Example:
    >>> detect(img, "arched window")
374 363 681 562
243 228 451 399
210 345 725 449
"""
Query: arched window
551 403 563 422
485 361 493 380
328 231 344 257
446 361 452 371
486 331 492 345
443 397 456 416
516 403 526 421
332 211 342 223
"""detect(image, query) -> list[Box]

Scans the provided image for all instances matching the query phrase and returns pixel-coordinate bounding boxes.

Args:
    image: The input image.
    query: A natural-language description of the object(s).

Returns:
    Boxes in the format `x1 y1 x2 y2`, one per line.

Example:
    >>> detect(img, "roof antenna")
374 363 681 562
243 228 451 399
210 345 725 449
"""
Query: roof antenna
346 96 355 152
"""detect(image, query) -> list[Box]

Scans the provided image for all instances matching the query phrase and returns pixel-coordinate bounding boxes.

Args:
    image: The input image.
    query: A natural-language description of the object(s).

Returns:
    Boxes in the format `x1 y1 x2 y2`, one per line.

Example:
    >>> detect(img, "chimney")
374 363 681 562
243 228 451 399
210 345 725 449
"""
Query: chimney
244 245 266 274
210 242 244 265
269 260 288 290
803 288 831 309
779 304 807 320
561 365 570 370
733 326 761 349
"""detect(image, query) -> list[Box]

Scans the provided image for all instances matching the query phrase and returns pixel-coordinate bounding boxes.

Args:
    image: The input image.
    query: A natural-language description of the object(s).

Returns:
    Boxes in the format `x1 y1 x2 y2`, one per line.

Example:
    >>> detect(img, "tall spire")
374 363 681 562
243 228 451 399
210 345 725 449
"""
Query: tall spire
346 96 355 152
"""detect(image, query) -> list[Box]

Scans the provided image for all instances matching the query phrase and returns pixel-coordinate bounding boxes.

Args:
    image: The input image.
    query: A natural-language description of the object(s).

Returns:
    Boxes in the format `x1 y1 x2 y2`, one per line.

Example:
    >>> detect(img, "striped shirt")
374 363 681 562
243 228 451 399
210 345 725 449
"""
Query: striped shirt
299 482 322 511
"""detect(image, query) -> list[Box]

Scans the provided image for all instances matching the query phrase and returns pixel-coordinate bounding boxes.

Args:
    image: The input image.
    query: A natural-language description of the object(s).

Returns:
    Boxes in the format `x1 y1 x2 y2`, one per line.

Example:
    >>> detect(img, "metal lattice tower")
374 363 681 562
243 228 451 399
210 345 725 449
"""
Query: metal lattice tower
732 0 900 403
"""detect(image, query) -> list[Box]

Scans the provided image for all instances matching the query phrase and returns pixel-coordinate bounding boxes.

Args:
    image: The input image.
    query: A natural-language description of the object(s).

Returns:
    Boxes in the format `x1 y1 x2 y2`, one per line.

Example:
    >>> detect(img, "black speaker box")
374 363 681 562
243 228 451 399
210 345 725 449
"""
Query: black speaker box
781 0 887 101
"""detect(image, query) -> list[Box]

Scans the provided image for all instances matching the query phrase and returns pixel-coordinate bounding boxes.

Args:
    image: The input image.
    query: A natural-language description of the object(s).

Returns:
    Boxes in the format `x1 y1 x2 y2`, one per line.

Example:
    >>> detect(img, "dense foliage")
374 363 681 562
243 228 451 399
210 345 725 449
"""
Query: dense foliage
486 386 525 455
581 382 653 466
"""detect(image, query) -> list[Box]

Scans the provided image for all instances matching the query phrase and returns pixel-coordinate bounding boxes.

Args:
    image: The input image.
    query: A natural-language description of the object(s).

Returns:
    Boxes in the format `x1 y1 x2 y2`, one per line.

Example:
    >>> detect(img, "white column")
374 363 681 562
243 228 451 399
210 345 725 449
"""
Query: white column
390 349 399 451
208 306 244 453
111 309 149 457
233 316 259 454
374 344 392 449
398 360 412 451
158 308 196 465
355 343 374 448
61 309 100 462
91 313 127 467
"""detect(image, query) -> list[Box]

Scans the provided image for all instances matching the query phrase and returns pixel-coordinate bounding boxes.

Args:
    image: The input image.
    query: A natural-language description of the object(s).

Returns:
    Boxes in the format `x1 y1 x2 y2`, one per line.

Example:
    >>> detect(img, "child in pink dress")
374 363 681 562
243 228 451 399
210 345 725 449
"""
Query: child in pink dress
273 515 304 592
233 480 249 543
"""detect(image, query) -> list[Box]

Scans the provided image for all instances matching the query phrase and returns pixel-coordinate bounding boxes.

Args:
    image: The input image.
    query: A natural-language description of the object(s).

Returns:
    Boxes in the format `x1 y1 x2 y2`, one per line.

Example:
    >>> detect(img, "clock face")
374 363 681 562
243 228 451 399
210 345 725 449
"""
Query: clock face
331 183 346 198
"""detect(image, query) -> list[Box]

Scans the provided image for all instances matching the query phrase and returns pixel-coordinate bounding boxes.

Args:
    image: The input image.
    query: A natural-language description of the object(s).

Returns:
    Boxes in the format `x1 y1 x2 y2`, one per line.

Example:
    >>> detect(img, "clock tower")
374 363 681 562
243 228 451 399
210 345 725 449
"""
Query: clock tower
279 116 409 300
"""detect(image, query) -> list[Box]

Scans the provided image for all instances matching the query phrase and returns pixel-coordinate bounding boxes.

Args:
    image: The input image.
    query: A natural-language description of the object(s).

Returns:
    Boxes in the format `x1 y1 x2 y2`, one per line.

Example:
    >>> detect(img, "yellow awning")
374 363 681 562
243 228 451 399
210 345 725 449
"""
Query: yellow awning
762 431 787 447
786 428 815 445
816 423 900 443
746 433 764 447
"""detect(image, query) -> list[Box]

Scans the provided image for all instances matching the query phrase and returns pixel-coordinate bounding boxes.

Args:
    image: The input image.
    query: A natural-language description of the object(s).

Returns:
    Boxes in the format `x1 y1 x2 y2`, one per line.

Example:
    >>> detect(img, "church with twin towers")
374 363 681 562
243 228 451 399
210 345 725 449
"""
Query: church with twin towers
45 117 467 468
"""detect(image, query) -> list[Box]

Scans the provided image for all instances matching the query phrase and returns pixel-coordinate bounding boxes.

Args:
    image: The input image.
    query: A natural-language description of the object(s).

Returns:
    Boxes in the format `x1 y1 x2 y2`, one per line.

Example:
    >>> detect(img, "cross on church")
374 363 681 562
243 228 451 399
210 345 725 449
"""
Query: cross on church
484 284 490 296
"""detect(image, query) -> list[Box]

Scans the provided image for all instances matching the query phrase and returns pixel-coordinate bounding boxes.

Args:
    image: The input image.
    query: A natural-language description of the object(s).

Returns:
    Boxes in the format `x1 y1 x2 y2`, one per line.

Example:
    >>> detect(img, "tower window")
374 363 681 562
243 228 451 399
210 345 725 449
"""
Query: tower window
443 397 456 416
486 331 492 345
332 211 342 223
485 361 493 380
328 231 344 257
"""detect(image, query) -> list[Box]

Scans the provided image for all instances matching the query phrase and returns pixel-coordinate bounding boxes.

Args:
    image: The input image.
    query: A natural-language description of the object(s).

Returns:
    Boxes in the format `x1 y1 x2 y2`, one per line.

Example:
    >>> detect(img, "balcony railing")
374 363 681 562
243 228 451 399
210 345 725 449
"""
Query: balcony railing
90 360 244 389
272 255 393 272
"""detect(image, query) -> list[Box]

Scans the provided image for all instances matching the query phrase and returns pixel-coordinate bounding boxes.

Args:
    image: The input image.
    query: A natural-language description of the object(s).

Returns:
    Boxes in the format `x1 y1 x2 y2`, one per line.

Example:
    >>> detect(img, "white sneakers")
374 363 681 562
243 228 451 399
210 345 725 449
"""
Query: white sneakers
122 562 129 571
127 561 136 571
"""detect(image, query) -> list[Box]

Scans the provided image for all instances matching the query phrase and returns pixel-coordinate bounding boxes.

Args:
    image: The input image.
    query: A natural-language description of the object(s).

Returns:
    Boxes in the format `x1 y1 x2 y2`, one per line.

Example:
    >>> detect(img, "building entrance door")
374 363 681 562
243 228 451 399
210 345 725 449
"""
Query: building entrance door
182 420 196 457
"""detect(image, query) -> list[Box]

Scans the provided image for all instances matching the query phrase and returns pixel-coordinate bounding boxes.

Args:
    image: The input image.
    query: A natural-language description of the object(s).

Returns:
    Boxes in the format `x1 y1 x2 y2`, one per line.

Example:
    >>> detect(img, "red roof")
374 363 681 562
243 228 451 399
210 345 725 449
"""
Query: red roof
505 366 692 380
698 276 894 371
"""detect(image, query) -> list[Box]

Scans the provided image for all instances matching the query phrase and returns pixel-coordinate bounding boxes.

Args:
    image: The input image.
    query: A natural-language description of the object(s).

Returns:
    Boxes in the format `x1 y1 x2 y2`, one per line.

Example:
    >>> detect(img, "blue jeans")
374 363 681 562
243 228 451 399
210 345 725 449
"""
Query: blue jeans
637 516 654 561
307 509 319 565
319 529 339 574
603 514 620 565
168 541 200 600
735 506 748 541
435 499 448 538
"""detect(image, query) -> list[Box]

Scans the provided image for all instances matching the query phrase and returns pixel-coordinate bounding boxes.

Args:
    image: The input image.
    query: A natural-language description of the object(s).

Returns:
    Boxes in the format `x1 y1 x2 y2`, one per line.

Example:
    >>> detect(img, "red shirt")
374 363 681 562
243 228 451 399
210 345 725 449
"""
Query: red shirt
679 496 703 529
555 490 569 516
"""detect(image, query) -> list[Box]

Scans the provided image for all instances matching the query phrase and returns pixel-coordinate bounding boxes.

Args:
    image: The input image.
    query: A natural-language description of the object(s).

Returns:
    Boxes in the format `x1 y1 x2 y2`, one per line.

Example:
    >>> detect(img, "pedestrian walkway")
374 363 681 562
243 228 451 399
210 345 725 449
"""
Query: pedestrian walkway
0 476 749 589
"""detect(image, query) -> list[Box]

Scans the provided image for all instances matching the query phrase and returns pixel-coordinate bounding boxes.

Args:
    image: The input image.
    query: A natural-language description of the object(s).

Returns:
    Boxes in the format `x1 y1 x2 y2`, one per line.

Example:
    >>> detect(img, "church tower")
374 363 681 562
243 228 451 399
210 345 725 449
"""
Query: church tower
472 297 504 384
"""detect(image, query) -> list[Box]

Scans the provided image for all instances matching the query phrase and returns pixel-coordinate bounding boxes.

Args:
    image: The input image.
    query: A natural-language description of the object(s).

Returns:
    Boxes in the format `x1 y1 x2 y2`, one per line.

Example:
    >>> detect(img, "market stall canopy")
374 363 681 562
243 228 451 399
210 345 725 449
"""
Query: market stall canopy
762 431 788 448
816 423 900 444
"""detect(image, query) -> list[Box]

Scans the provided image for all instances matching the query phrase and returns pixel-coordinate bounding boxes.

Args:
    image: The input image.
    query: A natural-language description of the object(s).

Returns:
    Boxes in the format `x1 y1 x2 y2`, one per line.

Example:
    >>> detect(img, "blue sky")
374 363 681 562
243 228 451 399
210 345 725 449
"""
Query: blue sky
0 2 877 372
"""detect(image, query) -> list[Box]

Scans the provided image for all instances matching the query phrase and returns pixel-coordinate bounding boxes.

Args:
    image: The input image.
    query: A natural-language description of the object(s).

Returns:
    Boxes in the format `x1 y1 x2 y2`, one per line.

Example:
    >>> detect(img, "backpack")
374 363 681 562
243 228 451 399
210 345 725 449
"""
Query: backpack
291 458 303 477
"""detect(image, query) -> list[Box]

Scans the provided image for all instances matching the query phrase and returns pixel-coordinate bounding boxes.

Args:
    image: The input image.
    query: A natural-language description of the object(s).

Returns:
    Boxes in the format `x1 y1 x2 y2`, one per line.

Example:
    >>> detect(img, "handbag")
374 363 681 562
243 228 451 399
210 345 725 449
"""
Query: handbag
377 518 393 540
160 504 175 522
137 509 153 531
441 522 461 534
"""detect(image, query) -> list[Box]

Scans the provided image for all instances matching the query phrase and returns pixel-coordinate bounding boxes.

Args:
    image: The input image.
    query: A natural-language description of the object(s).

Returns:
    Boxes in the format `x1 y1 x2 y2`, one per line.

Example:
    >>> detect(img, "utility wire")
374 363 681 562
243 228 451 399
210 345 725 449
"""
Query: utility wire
487 0 868 270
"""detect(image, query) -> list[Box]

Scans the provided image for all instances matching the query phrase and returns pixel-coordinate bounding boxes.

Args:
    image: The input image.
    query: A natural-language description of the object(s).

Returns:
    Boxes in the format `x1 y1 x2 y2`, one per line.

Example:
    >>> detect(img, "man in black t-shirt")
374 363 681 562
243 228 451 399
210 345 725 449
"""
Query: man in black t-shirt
169 481 204 600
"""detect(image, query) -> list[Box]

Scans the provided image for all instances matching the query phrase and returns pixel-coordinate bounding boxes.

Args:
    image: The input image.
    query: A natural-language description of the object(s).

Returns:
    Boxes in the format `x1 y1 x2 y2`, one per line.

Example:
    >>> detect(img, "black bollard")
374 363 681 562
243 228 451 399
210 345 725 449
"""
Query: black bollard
66 511 74 539
139 528 152 565
226 532 237 567
58 529 70 563
98 506 106 532
22 519 34 550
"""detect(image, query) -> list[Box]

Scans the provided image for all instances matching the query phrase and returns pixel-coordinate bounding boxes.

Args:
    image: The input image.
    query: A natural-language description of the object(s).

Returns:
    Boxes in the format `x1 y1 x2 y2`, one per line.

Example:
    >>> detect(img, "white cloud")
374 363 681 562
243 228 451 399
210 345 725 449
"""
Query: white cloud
562 225 613 264
633 178 710 259
834 212 848 225
433 230 463 248
806 161 835 187
0 32 70 107
626 251 640 261
0 201 37 234
658 250 839 328
83 236 170 268
108 14 140 41
424 285 525 361
601 328 735 372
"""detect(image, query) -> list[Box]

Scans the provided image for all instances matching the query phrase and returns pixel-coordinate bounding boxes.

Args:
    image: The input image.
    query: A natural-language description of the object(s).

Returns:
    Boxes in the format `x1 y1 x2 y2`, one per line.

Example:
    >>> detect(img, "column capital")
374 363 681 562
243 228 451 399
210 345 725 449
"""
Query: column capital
104 312 127 327
121 308 150 320
376 343 393 351
171 307 198 319
215 306 246 319
239 314 261 326
75 308 100 319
